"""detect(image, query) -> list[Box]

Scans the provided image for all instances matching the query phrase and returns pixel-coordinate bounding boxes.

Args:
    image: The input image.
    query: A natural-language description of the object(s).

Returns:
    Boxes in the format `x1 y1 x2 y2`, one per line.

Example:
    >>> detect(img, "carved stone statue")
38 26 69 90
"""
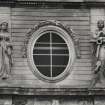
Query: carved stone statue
89 20 105 88
0 22 13 79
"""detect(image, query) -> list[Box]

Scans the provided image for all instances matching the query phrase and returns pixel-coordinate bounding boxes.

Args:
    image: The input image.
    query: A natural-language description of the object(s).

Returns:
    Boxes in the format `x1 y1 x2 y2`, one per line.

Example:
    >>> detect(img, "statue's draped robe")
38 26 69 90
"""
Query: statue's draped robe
92 29 105 85
0 34 12 79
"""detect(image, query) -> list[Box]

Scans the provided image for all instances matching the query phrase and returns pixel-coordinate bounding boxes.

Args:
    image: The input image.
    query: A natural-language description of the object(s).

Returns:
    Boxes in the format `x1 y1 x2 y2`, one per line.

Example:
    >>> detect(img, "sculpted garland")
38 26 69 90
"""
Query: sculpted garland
22 20 81 59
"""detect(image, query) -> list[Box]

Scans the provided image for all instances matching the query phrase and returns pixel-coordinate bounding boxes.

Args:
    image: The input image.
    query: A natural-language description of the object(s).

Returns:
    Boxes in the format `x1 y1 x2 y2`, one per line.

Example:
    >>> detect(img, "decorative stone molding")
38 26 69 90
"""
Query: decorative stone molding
22 20 81 59
12 97 27 105
0 1 105 8
22 20 81 82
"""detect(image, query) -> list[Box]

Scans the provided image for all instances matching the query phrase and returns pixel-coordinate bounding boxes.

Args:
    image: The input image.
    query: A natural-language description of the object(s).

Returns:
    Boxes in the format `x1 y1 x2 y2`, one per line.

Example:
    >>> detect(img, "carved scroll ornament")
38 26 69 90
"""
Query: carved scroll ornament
0 22 13 79
22 20 81 59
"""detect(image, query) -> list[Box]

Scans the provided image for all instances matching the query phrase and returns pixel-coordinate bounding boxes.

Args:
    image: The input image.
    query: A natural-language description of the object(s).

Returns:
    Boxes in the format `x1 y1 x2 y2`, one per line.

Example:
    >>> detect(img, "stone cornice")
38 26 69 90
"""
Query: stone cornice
0 87 105 96
0 0 105 8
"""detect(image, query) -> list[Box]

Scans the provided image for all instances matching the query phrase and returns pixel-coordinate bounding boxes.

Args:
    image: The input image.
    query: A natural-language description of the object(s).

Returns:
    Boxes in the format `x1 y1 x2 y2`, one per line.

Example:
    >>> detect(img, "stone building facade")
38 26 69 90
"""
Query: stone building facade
0 0 105 105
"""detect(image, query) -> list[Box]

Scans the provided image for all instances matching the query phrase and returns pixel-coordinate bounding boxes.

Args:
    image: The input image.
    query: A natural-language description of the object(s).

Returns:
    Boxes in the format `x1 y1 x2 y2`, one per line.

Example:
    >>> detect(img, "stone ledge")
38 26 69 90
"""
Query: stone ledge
0 87 105 96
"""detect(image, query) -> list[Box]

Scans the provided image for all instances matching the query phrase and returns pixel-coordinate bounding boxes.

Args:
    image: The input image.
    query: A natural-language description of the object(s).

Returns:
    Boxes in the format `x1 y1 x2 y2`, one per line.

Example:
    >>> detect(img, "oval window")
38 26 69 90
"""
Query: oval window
27 24 76 82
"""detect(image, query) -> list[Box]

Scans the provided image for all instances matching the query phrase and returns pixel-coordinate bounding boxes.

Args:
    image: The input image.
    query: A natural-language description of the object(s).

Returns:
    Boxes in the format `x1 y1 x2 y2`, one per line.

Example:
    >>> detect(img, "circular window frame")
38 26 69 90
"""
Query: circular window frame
27 25 76 82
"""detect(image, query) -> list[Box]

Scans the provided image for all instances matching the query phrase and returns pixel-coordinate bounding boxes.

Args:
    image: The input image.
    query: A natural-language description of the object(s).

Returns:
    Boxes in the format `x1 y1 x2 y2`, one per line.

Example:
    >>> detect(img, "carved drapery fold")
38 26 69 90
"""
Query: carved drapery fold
89 20 105 88
0 22 13 79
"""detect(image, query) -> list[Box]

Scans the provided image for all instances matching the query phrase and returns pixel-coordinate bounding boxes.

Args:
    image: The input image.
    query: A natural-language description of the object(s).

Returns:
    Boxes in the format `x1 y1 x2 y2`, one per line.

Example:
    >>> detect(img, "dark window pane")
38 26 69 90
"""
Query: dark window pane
52 67 66 77
34 44 50 47
36 67 51 77
52 44 67 47
33 49 50 54
52 56 69 65
37 33 50 42
33 55 50 65
52 49 69 54
52 33 65 43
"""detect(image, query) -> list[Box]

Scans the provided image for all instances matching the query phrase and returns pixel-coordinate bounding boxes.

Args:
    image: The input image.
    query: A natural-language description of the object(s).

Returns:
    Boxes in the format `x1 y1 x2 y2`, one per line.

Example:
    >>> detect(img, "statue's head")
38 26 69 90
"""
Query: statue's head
97 20 104 29
0 22 8 32
0 22 9 40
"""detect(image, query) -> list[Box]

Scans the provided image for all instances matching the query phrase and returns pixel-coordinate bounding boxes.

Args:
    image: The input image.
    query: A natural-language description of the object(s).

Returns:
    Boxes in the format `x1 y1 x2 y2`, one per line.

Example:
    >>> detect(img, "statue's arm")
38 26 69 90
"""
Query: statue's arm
92 29 99 39
6 42 13 56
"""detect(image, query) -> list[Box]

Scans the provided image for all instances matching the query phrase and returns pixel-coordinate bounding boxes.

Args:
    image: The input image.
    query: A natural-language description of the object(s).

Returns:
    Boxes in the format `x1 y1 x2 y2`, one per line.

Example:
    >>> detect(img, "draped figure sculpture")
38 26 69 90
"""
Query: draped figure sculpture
89 20 105 88
0 22 13 79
